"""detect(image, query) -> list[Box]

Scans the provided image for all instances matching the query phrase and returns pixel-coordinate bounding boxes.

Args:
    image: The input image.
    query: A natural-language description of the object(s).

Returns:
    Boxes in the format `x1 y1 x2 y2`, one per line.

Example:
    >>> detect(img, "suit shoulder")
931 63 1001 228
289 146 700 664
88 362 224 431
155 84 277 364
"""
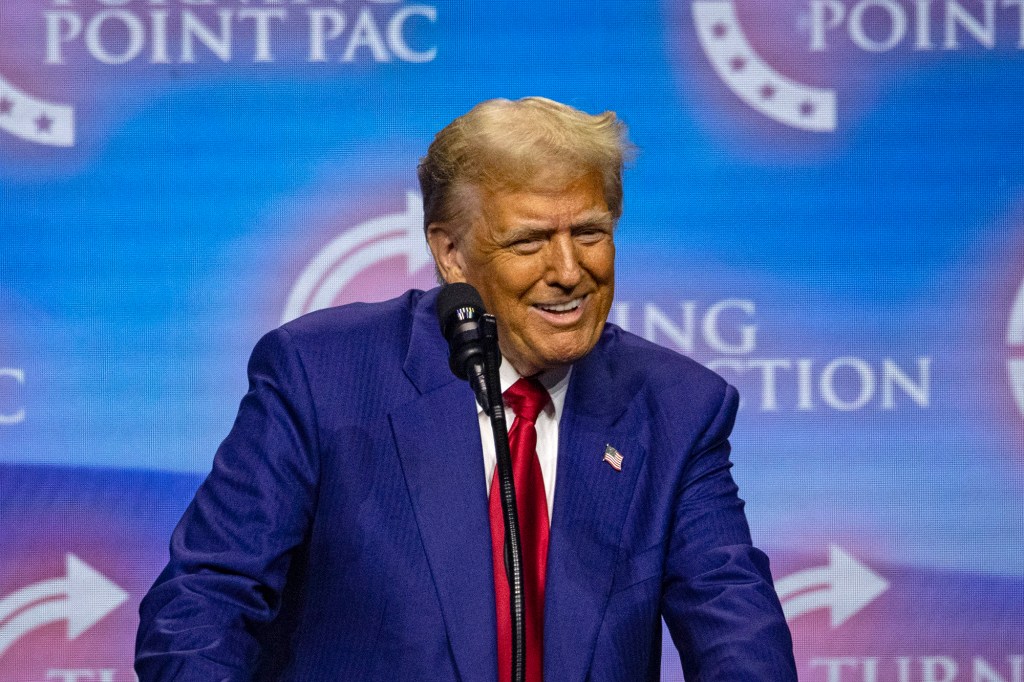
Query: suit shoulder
601 324 730 405
247 290 427 387
276 289 424 350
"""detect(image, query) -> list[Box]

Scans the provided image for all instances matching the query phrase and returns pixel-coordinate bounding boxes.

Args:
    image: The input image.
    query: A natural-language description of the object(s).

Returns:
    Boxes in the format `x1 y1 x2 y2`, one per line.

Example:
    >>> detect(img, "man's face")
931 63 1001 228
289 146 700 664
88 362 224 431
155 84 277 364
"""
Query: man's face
430 171 616 376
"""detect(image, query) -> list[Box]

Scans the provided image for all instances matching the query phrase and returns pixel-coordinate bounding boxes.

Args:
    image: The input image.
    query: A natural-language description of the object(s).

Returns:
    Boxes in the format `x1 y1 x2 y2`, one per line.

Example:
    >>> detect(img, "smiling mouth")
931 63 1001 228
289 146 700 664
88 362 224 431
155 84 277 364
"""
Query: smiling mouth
534 296 585 315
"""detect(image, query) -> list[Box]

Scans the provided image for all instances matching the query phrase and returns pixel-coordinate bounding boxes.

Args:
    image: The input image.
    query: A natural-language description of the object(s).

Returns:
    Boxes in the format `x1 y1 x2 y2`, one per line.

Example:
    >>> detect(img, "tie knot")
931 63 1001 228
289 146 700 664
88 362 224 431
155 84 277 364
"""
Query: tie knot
503 377 550 423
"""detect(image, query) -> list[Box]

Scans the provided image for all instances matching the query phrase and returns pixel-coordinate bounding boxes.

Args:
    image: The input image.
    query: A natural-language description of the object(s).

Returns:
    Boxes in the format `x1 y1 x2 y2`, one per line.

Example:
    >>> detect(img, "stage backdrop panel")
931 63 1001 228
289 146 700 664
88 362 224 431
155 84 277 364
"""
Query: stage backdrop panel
2 1 1022 679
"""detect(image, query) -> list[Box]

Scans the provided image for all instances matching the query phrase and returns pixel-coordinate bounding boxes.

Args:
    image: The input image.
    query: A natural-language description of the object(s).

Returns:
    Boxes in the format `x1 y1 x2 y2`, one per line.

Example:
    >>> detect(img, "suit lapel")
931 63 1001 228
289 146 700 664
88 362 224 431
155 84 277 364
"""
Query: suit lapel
544 333 647 682
394 295 644 682
390 289 498 682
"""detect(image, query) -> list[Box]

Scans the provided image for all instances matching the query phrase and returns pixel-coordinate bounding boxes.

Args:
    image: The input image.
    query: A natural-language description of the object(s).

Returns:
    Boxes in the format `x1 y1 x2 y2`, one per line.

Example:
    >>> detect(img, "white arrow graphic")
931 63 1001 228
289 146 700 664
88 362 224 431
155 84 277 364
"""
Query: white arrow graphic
775 545 888 627
282 191 432 324
0 554 128 659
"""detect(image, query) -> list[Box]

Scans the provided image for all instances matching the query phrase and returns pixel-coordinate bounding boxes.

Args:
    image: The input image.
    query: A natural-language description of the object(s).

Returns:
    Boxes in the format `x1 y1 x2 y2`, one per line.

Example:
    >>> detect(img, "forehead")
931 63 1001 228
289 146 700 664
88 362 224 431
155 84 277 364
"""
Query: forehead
474 172 610 227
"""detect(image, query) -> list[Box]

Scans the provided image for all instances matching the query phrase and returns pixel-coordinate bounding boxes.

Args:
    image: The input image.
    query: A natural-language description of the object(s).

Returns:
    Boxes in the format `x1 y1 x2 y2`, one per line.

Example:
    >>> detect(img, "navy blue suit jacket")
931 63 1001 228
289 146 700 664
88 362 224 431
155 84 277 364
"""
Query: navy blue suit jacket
136 288 796 681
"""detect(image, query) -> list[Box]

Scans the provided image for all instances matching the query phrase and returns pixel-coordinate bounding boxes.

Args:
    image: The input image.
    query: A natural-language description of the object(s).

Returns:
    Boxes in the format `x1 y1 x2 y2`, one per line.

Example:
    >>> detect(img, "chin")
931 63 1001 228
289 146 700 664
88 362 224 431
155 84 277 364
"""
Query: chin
510 329 601 373
536 343 594 369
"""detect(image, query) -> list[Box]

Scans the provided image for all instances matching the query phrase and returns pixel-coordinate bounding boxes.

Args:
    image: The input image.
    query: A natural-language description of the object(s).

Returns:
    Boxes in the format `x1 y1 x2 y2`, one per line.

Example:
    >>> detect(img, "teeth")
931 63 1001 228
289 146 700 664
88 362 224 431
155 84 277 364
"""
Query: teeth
538 298 582 313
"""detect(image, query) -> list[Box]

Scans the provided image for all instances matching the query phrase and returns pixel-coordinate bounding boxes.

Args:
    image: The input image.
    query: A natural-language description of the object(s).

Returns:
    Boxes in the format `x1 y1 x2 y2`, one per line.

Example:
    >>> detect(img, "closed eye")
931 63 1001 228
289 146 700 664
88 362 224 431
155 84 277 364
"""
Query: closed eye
502 228 550 253
574 226 612 243
509 237 546 254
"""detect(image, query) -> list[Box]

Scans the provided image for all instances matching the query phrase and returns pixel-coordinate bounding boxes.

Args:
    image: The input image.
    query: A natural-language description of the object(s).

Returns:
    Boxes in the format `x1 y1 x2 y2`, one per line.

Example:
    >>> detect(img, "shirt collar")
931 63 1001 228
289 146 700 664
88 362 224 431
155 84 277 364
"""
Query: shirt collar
476 358 572 421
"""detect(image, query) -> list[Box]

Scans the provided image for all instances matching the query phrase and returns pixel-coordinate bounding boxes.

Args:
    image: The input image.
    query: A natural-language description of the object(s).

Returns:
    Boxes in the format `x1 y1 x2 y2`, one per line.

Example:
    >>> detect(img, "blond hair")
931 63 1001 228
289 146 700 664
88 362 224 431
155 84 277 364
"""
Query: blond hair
418 97 633 233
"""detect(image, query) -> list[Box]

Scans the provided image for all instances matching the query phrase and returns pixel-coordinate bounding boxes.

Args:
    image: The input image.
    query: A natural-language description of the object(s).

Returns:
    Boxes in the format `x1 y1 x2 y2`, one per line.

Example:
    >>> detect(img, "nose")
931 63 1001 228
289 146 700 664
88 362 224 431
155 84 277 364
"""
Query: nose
544 233 583 290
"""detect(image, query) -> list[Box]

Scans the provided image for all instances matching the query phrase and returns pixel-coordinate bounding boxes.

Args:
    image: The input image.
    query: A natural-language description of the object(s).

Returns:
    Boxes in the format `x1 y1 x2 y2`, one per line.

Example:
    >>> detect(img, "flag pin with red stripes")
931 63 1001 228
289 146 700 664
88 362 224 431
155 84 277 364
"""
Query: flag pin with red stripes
602 444 623 472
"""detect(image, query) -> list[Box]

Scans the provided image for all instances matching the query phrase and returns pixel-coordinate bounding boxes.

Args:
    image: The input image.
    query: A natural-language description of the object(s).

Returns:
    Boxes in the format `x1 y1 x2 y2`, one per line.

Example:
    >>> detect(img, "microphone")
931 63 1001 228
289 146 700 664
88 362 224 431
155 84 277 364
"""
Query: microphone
436 282 498 411
436 283 526 682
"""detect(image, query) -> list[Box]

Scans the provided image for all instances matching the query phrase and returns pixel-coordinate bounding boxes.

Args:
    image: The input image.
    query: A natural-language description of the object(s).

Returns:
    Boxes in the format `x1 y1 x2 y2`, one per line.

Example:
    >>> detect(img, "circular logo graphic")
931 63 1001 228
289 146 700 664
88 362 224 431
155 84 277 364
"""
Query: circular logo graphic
692 1 836 132
281 190 436 324
1008 277 1024 418
0 72 74 146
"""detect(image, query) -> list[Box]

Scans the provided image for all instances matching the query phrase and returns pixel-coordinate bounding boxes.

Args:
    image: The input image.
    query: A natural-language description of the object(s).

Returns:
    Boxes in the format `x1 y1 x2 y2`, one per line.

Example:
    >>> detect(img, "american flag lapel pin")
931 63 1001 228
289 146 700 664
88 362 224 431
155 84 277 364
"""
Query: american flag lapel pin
602 444 624 472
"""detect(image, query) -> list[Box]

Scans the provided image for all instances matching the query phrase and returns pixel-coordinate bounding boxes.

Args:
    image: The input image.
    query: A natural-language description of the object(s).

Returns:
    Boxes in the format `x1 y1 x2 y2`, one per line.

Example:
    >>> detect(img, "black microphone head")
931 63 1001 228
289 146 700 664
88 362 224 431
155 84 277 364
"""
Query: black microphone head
436 282 486 334
436 283 490 383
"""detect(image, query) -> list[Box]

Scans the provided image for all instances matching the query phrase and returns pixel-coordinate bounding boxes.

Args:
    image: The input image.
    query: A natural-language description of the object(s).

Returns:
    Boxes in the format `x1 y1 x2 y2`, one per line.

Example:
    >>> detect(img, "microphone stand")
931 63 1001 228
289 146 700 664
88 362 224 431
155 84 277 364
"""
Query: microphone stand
480 313 526 682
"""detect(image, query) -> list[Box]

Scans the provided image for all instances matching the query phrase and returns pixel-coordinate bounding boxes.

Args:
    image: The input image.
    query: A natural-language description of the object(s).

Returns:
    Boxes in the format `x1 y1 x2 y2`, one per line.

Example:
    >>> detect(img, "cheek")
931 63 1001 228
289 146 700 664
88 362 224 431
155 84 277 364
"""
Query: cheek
472 272 531 320
583 244 615 281
493 262 544 300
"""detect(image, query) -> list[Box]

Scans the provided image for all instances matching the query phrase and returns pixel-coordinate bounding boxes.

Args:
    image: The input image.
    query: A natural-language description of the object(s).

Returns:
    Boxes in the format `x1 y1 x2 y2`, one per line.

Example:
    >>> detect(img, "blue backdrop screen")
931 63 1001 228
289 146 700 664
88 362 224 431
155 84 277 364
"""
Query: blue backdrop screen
2 1 1022 679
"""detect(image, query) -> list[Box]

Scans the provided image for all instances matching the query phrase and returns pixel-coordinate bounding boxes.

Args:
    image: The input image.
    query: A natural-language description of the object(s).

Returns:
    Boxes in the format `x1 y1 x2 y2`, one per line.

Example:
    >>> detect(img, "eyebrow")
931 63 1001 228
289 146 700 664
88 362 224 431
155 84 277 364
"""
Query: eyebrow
502 211 614 241
501 226 552 243
571 214 615 230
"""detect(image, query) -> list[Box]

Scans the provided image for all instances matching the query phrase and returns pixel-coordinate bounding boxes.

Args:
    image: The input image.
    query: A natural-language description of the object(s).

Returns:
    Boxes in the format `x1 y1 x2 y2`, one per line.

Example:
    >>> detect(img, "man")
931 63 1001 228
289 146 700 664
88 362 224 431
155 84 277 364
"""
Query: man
136 97 797 681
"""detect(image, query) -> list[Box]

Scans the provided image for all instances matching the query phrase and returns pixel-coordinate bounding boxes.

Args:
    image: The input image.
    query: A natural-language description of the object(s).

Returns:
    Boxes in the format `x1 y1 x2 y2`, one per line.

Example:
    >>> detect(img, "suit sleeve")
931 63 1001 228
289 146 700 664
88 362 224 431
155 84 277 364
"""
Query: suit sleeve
660 384 798 681
135 327 321 681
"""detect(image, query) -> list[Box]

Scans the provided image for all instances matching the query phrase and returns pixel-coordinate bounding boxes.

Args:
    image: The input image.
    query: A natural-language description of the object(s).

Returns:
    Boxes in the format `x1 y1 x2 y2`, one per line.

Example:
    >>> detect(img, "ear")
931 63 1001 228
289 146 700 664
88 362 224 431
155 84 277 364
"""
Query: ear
426 222 468 284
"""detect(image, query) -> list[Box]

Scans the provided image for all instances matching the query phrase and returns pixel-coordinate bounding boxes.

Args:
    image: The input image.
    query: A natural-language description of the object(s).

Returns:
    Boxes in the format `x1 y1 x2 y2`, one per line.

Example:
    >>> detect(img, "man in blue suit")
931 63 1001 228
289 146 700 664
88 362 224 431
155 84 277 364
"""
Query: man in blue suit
135 97 796 681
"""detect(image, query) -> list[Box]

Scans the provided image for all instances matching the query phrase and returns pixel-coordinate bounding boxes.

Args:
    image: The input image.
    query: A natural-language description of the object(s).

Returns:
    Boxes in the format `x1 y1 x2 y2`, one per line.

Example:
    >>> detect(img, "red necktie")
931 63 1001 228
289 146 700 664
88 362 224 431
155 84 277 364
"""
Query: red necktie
489 377 550 682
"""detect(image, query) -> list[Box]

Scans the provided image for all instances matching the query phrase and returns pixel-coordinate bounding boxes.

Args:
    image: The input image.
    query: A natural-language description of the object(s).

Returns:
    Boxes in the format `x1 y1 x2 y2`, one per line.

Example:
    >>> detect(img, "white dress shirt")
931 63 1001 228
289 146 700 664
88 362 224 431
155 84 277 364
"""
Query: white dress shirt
477 359 571 523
